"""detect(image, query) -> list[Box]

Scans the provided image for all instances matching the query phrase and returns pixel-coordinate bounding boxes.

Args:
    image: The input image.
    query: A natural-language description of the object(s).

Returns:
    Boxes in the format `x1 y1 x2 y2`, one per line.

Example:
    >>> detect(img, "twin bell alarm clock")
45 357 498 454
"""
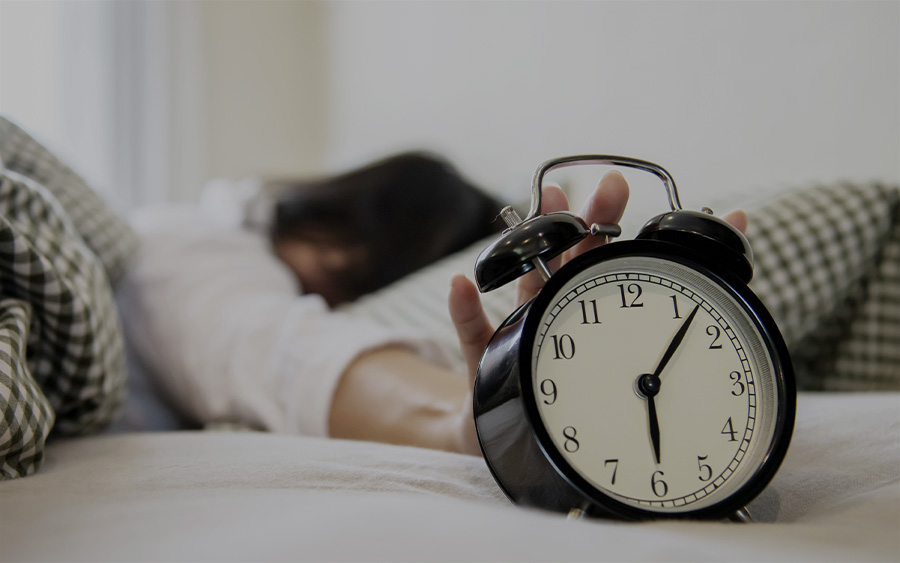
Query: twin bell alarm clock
472 155 795 521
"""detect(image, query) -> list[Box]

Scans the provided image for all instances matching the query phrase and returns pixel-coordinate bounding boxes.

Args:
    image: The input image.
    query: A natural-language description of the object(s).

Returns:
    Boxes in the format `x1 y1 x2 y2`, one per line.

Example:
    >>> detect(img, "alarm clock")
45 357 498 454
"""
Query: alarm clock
472 155 795 521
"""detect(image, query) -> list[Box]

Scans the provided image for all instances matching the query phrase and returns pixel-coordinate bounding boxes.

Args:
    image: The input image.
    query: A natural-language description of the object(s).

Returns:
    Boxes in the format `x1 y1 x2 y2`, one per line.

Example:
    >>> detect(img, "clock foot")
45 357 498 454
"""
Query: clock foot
729 506 754 523
566 508 586 521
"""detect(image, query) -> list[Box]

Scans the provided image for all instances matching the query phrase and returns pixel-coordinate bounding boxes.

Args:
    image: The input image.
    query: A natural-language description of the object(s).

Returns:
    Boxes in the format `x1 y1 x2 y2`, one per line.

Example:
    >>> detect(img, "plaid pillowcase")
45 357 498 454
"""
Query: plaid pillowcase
746 182 900 390
0 170 127 479
0 300 55 478
0 116 138 287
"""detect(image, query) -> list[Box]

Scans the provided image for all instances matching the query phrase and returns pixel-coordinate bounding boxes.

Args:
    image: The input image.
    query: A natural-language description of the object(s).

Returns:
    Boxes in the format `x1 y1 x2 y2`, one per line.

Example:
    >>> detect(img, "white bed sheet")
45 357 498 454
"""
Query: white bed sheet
2 392 897 562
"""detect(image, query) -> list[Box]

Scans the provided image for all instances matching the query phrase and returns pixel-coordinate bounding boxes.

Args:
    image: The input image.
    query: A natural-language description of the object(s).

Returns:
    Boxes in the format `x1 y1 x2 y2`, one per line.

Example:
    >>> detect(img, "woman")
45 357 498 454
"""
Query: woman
123 155 747 455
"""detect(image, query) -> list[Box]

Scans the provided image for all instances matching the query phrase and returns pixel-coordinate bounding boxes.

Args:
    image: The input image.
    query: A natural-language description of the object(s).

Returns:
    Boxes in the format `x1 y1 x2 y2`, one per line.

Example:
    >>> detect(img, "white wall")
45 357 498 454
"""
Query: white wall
202 1 326 182
2 0 897 220
323 0 899 232
0 1 117 198
0 0 326 206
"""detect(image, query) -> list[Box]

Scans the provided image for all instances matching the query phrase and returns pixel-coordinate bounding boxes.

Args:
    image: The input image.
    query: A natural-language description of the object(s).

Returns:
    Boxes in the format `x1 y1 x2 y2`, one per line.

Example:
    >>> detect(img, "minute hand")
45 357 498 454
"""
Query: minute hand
653 304 700 378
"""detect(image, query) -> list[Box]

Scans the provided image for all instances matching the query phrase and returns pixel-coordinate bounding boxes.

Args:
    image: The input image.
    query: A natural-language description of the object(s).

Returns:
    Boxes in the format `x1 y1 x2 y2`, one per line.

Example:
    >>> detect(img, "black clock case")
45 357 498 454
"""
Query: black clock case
472 239 796 521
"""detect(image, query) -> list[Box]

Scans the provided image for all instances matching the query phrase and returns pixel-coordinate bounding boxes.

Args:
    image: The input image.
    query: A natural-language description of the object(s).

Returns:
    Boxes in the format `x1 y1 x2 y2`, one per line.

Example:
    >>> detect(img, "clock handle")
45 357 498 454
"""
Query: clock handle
473 155 677 292
524 155 683 223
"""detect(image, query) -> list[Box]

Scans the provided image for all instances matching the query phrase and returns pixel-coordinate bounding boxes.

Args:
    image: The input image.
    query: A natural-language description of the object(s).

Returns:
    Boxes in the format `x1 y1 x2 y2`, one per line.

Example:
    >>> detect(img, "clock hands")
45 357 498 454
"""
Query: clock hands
645 388 661 464
653 303 701 379
638 303 700 464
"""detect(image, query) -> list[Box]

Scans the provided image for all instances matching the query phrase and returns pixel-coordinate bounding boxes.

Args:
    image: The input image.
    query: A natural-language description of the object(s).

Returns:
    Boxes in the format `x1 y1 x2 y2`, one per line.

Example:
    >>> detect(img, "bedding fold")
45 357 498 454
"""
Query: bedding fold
0 117 136 479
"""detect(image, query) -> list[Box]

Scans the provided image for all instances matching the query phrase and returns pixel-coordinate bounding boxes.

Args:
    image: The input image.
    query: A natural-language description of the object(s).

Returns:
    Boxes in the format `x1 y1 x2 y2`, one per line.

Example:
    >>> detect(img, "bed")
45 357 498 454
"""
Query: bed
0 391 896 562
1 116 898 562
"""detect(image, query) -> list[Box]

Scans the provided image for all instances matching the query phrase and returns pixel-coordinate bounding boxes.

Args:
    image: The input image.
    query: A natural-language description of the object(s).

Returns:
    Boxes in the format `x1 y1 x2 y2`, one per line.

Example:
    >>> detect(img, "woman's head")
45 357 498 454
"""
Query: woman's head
270 152 505 307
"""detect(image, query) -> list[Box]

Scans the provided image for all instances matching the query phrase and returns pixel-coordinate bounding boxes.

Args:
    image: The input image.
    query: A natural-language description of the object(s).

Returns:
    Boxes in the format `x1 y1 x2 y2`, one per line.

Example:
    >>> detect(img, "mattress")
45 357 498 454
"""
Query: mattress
2 392 897 562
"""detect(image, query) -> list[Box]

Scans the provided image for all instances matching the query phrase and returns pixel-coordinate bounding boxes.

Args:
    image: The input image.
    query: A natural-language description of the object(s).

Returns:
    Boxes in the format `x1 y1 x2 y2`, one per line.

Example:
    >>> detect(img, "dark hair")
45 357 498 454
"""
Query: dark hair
270 151 504 300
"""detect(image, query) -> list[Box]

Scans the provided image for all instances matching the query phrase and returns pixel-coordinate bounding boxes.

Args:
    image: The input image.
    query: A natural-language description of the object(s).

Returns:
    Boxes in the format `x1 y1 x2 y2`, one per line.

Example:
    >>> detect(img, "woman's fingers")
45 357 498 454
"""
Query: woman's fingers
449 274 495 382
565 171 630 261
722 209 748 234
508 175 747 307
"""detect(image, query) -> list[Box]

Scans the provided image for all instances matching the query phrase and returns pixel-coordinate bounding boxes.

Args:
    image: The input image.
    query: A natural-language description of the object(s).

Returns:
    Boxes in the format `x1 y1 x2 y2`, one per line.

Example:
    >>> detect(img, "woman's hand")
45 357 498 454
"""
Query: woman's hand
448 171 748 455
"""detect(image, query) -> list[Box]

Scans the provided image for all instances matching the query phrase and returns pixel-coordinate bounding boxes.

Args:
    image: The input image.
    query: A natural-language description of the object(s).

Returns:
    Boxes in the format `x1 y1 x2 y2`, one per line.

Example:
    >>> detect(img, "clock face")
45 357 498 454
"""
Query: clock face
527 254 783 515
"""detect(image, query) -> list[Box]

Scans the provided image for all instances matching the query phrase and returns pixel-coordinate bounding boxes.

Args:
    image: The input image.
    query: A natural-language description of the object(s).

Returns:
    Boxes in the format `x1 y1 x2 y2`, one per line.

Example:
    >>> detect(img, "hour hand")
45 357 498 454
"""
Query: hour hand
647 394 661 464
639 373 662 463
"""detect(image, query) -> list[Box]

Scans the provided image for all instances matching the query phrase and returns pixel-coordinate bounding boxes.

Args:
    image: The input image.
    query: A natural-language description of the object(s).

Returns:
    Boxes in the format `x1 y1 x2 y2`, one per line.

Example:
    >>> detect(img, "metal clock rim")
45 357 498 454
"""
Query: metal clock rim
515 239 796 521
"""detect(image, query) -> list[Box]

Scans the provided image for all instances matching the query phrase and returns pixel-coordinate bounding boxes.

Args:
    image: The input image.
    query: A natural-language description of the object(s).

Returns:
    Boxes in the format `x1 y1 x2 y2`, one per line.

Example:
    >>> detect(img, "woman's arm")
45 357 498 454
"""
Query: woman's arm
329 345 478 454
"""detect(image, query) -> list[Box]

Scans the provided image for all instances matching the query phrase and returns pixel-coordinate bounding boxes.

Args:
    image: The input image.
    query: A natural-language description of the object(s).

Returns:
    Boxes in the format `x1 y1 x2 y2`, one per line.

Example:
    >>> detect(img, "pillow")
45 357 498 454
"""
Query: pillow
0 116 138 286
0 299 54 478
339 239 517 375
745 182 899 390
0 169 128 479
340 182 900 390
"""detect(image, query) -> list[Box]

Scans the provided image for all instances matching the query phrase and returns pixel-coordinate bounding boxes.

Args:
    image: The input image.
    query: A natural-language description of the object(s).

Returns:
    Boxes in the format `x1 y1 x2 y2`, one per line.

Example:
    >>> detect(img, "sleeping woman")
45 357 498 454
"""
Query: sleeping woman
121 152 747 455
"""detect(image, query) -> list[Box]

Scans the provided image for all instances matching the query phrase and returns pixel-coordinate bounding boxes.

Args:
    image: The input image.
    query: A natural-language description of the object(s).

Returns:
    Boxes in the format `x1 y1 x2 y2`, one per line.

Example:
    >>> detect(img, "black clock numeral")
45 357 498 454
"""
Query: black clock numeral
618 283 644 308
551 334 575 360
651 470 668 497
729 371 745 396
540 379 557 405
707 325 723 349
670 295 681 319
605 459 619 485
578 299 601 324
697 455 713 482
562 426 580 453
721 417 738 442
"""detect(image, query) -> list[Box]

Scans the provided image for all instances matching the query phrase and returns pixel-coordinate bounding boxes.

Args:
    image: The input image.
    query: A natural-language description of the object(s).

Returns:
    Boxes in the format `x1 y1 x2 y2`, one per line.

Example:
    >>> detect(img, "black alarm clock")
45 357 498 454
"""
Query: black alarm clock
472 155 795 522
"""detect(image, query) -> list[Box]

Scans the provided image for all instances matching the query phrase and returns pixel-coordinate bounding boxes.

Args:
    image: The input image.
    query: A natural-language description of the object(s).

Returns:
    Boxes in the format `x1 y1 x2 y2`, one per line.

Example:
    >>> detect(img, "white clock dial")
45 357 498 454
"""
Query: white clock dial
531 255 778 513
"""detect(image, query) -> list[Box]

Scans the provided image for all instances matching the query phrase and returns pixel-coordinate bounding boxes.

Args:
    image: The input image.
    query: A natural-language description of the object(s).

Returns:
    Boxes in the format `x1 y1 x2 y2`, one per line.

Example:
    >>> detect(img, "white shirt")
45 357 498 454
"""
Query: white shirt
117 204 446 436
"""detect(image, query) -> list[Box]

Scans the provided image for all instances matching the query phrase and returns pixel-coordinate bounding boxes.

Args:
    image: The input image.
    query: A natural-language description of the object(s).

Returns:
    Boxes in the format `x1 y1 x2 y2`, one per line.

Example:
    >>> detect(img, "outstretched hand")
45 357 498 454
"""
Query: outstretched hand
447 171 748 455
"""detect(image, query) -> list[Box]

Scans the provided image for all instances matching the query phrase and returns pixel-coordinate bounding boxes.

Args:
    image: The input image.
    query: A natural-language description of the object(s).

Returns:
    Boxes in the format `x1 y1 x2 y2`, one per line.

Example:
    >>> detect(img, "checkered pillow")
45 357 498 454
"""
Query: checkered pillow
0 170 127 479
0 300 54 478
746 182 900 390
0 116 138 286
341 182 899 392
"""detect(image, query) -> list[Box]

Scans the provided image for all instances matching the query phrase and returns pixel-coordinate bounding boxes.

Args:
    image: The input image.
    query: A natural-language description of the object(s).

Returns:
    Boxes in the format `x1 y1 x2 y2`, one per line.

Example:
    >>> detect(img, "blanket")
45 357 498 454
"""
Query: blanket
0 117 138 478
